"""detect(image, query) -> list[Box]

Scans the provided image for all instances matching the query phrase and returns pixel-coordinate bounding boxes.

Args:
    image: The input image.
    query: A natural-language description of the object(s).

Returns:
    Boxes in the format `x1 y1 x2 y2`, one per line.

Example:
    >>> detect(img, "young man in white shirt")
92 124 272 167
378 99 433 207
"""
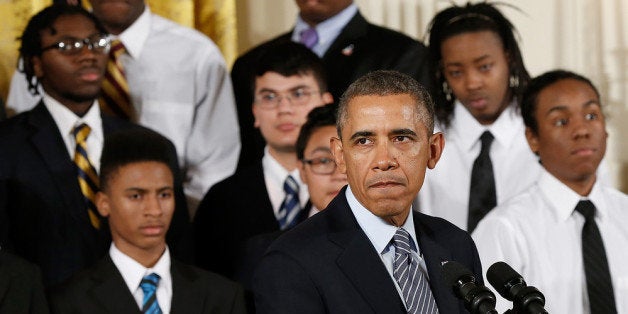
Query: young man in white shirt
50 129 246 314
472 70 628 313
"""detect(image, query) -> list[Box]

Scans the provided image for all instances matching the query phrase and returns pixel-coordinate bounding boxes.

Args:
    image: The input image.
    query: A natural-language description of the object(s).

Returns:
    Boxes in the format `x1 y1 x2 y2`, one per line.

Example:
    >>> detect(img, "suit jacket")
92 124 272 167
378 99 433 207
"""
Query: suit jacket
0 102 191 287
0 251 49 314
193 161 309 279
253 186 483 314
49 255 247 314
231 11 431 169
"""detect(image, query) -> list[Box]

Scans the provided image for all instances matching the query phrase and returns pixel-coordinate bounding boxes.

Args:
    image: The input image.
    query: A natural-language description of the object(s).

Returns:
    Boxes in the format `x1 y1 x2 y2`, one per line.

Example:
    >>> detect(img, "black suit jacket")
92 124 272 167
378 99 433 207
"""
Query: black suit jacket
49 255 247 314
0 251 49 314
253 186 482 314
193 161 309 279
231 11 431 169
0 102 191 287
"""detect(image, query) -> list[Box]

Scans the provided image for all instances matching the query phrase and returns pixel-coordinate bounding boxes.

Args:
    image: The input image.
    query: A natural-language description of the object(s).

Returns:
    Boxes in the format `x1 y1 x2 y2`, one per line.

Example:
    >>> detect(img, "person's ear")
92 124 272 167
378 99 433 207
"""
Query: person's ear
298 159 308 184
32 56 44 78
331 137 346 174
427 132 444 169
321 92 333 105
525 127 540 155
95 191 111 217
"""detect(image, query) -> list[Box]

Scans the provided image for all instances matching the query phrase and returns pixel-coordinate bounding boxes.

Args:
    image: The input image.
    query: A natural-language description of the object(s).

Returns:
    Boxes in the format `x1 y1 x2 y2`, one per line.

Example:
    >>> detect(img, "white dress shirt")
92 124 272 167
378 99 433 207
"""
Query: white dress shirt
417 101 542 230
8 7 241 211
110 244 172 313
262 146 310 220
472 169 628 314
42 92 103 171
347 186 430 309
291 3 358 57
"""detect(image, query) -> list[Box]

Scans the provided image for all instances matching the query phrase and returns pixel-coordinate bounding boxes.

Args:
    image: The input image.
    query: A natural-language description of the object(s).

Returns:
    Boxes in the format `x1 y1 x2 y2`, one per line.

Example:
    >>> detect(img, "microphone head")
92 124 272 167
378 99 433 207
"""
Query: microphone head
442 260 475 288
487 261 525 300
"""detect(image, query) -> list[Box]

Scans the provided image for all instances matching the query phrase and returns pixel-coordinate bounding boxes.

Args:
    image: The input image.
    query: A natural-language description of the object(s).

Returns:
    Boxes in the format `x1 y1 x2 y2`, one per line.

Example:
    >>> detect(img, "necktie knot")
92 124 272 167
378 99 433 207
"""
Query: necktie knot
392 228 414 255
300 27 319 49
72 123 91 143
140 273 162 314
479 131 494 153
110 39 127 58
575 200 596 221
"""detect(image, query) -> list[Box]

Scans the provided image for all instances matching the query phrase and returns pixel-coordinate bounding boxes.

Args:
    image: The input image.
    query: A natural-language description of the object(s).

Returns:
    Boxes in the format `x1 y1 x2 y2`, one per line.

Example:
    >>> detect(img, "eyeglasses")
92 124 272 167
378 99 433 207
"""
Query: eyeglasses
255 88 320 110
41 34 110 55
302 156 337 175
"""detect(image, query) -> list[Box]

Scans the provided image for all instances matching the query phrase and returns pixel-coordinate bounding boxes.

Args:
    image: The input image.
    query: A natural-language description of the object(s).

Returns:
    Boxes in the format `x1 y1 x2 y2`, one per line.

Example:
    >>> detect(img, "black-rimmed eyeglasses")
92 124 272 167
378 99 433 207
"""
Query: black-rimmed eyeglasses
41 34 110 55
302 156 337 175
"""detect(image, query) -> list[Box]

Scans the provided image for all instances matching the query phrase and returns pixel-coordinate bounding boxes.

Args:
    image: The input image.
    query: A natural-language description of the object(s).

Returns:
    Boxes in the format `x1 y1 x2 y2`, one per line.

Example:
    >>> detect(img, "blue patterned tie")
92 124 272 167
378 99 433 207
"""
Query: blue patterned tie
140 273 162 314
392 228 439 314
277 175 300 230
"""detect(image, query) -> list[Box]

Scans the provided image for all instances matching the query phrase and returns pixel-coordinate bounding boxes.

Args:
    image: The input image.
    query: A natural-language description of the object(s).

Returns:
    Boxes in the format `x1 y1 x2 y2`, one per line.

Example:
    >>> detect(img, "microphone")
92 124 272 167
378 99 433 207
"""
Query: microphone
442 261 497 314
487 261 548 314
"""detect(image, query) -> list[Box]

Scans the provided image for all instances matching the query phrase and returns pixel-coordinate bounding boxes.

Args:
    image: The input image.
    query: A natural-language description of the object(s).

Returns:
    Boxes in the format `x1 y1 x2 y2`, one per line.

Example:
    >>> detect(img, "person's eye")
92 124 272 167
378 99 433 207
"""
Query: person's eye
447 70 462 78
159 191 173 199
584 112 598 121
355 138 372 145
316 157 333 165
392 136 410 142
128 193 141 200
292 89 309 100
553 118 568 127
479 63 493 72
260 93 277 102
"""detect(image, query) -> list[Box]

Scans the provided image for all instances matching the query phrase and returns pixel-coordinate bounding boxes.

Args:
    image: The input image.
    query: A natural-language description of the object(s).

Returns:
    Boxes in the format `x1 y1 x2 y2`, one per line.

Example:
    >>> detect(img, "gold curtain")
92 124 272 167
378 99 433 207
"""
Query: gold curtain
0 0 237 103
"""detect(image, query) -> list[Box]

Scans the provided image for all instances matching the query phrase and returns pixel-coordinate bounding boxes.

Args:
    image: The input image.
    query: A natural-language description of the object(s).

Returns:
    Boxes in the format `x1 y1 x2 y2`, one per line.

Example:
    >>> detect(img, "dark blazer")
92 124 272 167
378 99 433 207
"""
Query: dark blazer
231 11 431 169
253 186 483 314
49 255 247 314
0 251 49 314
0 102 191 287
193 161 309 279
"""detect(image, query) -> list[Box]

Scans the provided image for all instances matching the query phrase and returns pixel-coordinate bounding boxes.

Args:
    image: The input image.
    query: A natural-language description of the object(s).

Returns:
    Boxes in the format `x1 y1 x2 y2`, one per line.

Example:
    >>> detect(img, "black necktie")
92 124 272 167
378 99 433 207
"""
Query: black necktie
467 131 496 232
575 200 617 314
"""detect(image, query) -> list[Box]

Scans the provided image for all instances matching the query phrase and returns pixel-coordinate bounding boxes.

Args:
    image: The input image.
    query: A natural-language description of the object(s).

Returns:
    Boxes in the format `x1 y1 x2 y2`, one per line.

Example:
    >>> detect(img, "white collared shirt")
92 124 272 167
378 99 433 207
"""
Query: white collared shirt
346 186 430 308
262 146 310 218
472 169 628 313
110 244 173 313
418 101 542 230
292 3 358 57
42 92 103 171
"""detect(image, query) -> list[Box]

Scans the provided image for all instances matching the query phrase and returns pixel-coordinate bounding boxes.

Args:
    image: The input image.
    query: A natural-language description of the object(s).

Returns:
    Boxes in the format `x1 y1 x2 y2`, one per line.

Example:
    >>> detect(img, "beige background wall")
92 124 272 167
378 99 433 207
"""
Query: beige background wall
235 0 628 192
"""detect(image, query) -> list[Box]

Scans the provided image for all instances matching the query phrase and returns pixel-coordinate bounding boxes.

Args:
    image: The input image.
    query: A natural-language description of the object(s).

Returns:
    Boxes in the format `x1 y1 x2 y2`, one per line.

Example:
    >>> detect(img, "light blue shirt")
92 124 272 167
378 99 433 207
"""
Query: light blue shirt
292 3 358 57
345 185 430 307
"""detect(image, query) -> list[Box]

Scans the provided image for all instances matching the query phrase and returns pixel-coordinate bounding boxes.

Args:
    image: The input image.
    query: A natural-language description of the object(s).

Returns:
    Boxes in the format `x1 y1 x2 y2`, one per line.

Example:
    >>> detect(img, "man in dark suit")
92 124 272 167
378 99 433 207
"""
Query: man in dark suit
194 41 332 279
254 71 483 313
0 4 190 287
0 250 48 314
49 129 246 314
233 0 430 169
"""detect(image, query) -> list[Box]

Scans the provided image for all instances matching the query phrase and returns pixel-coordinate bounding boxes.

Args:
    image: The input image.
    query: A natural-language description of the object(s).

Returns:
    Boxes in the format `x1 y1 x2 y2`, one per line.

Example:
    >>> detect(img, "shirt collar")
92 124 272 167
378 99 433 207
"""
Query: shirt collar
538 168 607 222
292 3 358 55
115 5 151 58
451 99 522 152
42 91 103 143
109 243 171 295
262 146 305 190
346 186 419 255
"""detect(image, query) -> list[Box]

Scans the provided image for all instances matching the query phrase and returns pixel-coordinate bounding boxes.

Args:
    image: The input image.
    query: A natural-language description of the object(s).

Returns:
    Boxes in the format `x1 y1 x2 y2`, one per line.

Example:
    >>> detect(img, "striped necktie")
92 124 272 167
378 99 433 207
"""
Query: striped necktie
277 175 300 230
72 123 101 230
575 200 617 314
100 39 135 120
392 228 439 314
140 273 162 314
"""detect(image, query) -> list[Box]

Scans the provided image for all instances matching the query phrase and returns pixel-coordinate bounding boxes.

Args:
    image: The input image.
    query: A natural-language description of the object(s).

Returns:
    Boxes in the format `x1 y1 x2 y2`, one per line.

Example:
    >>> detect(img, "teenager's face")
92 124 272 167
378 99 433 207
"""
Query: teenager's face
97 161 175 257
441 30 511 125
526 78 606 189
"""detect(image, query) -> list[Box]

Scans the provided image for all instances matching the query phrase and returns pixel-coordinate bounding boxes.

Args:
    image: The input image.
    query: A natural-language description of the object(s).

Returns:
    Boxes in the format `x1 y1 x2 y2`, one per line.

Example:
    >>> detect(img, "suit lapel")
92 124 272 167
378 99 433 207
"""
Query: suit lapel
414 214 461 313
170 260 201 313
27 103 86 220
87 257 141 313
323 12 368 59
327 191 405 313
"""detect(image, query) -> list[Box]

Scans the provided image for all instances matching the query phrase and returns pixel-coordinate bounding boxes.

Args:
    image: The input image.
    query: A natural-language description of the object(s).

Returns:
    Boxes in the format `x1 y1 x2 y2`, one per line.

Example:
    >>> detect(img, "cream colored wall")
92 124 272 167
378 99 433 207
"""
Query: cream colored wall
235 0 628 191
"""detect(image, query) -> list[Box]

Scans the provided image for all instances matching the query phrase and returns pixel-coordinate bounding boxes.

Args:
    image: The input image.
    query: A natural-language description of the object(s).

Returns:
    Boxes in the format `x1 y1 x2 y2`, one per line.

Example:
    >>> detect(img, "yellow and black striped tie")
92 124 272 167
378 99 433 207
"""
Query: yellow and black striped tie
72 123 101 230
100 39 135 121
